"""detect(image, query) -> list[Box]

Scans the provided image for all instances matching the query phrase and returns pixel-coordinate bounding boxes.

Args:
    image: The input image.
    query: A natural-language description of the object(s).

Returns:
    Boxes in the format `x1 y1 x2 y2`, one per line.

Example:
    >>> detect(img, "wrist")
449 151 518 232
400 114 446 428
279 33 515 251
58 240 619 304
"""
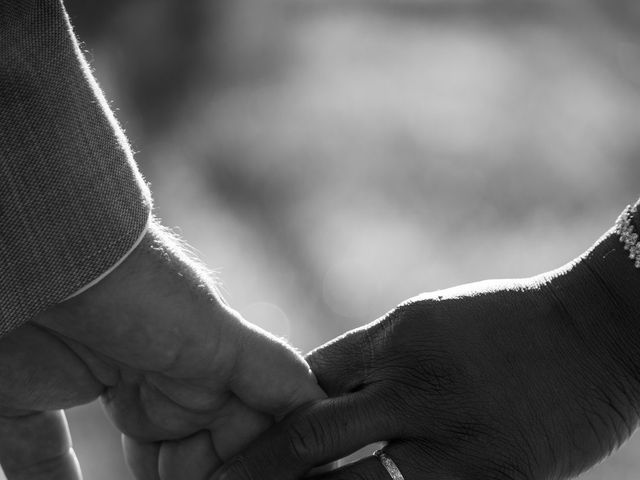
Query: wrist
545 226 640 405
35 220 232 372
582 227 640 377
525 226 640 471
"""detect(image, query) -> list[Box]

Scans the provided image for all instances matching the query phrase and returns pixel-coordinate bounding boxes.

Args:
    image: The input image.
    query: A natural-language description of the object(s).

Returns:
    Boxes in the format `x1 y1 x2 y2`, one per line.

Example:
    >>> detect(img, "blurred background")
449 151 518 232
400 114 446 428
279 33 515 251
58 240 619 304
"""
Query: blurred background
5 0 640 478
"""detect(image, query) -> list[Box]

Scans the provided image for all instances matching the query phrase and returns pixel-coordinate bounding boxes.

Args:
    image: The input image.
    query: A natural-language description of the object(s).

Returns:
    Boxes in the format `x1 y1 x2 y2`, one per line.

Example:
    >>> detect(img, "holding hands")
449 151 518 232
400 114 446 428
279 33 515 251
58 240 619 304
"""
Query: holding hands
0 223 324 479
214 228 640 480
4 223 640 480
3 1 640 479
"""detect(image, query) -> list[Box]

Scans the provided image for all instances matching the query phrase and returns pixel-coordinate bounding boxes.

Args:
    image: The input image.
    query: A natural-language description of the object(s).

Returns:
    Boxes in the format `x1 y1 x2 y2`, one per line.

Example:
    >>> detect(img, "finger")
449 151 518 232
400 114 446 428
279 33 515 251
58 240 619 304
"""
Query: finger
315 442 471 480
159 431 219 480
102 376 221 441
158 398 272 480
122 436 160 480
0 324 103 410
211 393 398 480
230 317 326 417
0 410 82 480
306 325 374 396
309 442 446 480
307 455 389 480
208 395 272 460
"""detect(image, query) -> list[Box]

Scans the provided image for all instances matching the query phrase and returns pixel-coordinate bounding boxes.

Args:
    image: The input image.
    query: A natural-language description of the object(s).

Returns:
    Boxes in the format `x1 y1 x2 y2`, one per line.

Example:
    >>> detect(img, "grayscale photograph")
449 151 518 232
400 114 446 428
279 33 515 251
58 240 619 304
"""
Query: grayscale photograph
1 0 640 479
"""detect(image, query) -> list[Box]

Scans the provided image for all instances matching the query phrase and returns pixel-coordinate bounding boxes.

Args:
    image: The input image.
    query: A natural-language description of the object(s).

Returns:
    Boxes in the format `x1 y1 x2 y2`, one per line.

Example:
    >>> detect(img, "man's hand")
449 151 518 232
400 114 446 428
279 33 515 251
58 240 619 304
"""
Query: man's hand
212 231 640 480
0 221 325 479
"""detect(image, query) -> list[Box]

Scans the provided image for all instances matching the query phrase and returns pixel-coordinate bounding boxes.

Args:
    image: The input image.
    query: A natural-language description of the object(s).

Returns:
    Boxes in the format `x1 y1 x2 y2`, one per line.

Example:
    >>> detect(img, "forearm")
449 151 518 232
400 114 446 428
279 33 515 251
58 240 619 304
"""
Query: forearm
0 0 151 335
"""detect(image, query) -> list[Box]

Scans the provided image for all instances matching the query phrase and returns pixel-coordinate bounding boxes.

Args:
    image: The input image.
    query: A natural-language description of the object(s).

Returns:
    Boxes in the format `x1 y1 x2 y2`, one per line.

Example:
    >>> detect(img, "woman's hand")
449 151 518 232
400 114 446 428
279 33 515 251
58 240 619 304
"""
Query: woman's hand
212 230 640 480
0 222 324 480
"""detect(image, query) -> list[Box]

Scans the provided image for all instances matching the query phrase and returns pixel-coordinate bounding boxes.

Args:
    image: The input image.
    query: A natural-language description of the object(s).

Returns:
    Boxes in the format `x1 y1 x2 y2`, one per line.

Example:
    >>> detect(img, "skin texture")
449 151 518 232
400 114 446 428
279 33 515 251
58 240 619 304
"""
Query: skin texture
212 229 640 480
0 2 325 477
0 221 325 480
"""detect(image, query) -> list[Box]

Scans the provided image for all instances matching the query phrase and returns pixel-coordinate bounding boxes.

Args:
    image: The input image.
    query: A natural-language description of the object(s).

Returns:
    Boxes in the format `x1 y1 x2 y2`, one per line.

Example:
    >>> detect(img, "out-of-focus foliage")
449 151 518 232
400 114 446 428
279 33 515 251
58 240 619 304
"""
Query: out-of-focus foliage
3 0 640 478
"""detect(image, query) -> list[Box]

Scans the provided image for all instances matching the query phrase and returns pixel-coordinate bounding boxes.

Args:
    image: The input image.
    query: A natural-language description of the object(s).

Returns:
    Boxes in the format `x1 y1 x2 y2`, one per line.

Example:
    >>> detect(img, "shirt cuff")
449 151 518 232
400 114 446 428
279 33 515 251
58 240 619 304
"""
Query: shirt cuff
64 212 152 301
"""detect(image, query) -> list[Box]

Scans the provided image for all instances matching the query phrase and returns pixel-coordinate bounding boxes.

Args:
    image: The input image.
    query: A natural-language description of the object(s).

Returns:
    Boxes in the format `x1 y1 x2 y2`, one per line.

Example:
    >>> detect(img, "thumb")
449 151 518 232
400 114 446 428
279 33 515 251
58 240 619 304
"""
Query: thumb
229 315 326 417
306 324 374 397
211 392 398 480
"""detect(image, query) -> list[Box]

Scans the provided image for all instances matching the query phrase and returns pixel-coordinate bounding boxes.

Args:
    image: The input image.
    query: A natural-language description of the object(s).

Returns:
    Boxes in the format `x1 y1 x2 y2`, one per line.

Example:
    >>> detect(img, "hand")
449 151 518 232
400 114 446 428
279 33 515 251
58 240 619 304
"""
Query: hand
0 221 324 480
212 230 640 480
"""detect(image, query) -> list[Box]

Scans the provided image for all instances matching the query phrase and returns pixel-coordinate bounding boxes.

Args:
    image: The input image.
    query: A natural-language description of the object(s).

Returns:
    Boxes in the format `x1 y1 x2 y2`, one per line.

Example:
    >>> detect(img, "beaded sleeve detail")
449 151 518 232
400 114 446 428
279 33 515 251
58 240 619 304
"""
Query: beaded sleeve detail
615 205 640 268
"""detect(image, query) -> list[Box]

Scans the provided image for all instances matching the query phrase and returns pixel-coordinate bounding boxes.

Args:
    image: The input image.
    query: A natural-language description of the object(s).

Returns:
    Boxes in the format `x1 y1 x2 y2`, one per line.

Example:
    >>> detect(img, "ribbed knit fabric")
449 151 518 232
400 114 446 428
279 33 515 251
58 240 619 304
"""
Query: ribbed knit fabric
0 0 152 336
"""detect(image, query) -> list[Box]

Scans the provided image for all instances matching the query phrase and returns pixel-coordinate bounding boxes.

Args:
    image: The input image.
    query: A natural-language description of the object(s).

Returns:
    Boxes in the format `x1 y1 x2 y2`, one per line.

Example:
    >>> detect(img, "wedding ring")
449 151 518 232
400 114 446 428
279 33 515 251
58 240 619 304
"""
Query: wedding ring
374 449 405 480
